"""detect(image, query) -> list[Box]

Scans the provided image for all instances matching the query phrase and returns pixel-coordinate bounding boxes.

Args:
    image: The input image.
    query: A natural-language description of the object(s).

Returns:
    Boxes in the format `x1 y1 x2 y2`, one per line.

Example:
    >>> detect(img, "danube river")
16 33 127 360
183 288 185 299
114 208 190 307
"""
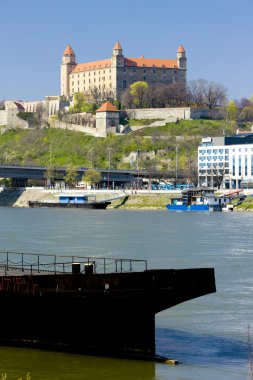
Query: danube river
0 207 252 380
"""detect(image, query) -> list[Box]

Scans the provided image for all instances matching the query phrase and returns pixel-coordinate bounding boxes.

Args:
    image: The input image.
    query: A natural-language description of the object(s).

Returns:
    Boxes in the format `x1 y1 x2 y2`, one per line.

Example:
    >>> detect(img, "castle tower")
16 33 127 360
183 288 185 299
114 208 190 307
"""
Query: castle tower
111 41 124 68
177 45 187 69
61 44 76 97
96 101 119 137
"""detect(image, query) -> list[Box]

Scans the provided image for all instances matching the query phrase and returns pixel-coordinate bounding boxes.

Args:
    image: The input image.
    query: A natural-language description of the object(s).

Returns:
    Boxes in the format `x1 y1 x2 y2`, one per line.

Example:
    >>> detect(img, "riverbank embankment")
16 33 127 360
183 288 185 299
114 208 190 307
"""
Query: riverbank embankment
0 187 253 210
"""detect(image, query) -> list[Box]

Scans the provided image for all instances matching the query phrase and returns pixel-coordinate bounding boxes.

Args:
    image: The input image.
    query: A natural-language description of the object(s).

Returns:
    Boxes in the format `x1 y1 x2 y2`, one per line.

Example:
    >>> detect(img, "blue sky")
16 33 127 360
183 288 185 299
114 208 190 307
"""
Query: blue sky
0 0 252 101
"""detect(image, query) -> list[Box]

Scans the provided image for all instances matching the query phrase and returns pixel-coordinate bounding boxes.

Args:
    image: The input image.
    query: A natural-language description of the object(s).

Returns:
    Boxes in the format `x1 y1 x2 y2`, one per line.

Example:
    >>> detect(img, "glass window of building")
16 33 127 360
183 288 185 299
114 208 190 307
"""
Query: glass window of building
245 156 248 176
207 149 211 154
213 149 217 154
225 155 229 161
225 149 229 154
219 149 223 154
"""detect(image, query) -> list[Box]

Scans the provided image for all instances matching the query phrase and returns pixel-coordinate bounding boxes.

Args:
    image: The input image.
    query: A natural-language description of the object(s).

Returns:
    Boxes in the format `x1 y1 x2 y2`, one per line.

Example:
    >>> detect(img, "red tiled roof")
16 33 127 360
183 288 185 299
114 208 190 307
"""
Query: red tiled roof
124 57 178 68
113 41 122 50
72 58 111 72
177 45 185 53
96 101 118 112
64 44 75 56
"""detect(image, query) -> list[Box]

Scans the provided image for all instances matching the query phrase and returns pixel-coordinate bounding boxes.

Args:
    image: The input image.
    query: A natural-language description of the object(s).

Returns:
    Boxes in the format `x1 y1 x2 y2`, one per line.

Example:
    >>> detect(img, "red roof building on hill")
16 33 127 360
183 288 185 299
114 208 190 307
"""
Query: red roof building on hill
96 101 118 112
61 41 187 100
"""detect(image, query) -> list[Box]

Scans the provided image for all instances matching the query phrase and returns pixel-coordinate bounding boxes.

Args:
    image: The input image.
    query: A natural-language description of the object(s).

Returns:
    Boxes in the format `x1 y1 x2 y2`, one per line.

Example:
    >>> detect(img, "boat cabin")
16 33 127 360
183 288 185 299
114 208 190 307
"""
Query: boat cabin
58 194 96 204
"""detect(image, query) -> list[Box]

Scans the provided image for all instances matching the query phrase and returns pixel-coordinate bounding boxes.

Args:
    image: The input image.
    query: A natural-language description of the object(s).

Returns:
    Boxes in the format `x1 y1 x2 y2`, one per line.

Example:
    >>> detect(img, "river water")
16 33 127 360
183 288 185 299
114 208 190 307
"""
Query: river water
0 207 252 380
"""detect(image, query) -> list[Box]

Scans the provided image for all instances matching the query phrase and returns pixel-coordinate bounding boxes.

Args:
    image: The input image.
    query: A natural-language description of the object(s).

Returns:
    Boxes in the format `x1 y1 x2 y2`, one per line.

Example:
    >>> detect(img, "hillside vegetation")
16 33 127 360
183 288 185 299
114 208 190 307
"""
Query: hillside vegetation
0 120 244 173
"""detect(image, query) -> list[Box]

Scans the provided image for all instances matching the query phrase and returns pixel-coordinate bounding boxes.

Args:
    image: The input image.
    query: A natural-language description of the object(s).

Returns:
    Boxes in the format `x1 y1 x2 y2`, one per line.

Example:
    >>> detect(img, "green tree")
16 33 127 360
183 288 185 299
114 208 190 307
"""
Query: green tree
129 81 149 108
44 165 58 188
240 106 253 122
226 100 238 123
64 164 79 188
82 169 102 187
69 92 95 113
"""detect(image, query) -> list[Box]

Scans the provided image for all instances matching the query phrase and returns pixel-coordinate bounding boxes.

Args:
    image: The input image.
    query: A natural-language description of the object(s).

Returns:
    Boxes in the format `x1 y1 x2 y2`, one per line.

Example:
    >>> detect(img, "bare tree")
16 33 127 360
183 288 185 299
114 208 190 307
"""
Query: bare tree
36 102 46 127
188 79 227 109
121 89 135 109
203 81 227 109
188 79 206 108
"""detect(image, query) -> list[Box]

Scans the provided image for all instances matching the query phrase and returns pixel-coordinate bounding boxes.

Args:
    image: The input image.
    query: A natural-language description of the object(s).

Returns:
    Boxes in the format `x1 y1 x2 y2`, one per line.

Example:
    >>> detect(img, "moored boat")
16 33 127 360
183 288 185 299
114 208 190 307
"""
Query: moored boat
166 187 234 212
0 251 216 361
28 193 111 209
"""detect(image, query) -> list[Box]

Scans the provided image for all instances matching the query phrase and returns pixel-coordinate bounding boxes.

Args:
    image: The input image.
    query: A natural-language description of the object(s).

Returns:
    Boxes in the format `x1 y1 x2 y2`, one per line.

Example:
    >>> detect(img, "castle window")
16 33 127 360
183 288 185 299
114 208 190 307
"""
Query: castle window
94 78 96 83
89 73 90 76
72 88 74 93
94 72 96 75
123 80 127 88
72 81 74 86
153 70 156 73
163 70 166 74
109 69 111 73
78 81 79 85
83 80 85 84
99 71 100 74
83 73 85 77
78 74 79 78
174 70 177 74
109 76 111 80
133 69 136 73
89 79 90 83
99 85 101 89
103 70 105 74
143 76 146 80
143 69 146 73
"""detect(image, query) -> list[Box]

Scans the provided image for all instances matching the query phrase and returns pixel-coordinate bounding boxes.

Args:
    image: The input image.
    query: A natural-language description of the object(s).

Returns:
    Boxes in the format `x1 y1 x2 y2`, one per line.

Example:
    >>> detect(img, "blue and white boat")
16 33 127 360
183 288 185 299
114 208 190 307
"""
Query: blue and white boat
166 187 234 212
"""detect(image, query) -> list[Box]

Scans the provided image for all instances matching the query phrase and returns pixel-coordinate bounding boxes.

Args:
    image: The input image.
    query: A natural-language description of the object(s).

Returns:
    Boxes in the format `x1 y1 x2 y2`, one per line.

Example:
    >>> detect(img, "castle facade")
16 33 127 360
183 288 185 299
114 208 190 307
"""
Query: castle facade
61 42 187 100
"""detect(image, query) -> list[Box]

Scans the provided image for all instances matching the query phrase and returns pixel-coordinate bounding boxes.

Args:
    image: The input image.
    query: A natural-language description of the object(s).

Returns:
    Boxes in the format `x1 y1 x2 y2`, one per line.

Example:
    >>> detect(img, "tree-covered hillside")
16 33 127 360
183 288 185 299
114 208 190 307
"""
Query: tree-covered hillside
0 120 245 175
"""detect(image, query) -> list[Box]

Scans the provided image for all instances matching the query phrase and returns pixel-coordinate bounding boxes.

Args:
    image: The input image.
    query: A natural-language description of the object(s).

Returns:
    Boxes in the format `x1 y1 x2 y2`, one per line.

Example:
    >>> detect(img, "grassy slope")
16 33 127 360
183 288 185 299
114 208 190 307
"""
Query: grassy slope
0 120 242 169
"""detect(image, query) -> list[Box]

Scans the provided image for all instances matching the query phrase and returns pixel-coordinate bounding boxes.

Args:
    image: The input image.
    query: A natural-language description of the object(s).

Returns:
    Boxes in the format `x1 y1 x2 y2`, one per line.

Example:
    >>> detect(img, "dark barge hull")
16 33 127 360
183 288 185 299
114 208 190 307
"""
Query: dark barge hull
0 266 216 359
28 201 111 209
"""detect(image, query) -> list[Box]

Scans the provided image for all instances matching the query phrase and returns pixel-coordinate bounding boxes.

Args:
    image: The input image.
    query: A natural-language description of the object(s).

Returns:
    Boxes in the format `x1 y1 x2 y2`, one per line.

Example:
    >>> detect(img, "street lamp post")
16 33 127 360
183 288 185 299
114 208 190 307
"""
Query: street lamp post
136 150 140 189
175 145 178 186
107 148 112 190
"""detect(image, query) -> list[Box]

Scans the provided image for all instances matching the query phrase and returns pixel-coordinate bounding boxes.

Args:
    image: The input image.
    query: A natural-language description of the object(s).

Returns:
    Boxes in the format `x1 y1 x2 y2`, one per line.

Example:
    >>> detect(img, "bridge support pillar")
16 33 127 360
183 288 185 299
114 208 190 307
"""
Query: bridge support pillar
11 178 28 188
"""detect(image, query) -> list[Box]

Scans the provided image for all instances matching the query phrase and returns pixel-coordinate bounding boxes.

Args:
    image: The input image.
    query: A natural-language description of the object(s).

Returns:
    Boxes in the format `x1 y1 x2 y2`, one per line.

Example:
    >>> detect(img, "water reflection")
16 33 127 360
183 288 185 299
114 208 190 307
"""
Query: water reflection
0 347 156 380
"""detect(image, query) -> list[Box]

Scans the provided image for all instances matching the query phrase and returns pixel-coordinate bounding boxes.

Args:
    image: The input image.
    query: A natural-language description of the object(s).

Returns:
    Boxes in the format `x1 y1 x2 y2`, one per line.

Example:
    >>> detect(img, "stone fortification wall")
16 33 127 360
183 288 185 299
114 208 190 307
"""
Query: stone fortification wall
51 120 97 136
0 109 28 128
0 110 8 125
123 107 222 121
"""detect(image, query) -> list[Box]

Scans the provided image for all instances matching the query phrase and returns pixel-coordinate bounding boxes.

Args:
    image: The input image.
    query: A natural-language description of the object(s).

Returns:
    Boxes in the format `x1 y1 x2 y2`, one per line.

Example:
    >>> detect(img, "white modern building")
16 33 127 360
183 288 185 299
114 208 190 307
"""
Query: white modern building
198 134 253 189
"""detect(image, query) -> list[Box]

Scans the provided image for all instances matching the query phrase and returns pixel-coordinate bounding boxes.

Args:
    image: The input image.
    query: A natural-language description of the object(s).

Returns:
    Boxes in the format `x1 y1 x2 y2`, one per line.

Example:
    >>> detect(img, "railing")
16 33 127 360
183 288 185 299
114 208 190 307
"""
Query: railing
0 251 147 276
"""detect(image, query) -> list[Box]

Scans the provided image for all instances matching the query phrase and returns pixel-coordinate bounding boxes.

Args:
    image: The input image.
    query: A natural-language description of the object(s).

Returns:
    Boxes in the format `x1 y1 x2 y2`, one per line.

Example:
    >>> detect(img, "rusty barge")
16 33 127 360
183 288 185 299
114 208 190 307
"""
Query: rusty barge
0 252 216 360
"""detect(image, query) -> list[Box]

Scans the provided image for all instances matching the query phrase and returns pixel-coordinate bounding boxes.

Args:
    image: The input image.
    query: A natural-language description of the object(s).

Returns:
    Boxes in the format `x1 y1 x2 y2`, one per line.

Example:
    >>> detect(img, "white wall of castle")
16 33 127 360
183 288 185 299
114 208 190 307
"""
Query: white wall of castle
68 67 115 99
